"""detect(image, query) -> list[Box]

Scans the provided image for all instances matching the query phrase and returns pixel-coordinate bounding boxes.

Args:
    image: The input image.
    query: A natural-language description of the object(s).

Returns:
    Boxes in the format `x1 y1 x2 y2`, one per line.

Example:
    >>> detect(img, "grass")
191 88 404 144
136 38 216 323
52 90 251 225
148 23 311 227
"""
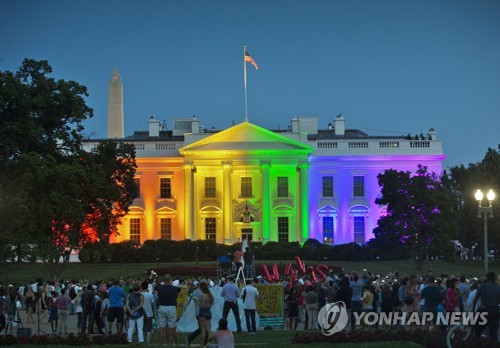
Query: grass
1 259 499 284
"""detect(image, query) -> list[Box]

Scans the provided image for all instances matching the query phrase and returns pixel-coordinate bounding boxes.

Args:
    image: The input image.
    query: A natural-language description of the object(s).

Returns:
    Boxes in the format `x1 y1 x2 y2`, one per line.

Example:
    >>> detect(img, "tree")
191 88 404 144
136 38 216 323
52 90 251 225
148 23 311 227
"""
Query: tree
448 148 500 255
374 165 456 274
0 59 137 279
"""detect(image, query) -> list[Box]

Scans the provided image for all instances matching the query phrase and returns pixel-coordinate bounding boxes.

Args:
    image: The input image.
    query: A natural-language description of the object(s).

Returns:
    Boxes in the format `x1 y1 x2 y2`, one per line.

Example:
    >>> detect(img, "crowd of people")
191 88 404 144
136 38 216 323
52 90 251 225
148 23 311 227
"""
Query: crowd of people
0 270 262 347
1 264 500 346
281 269 500 341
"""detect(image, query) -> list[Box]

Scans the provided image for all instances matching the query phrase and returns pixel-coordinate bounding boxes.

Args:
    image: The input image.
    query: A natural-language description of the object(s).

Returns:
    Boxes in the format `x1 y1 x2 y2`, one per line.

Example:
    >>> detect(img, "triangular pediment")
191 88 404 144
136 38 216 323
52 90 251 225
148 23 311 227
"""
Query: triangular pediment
179 121 313 155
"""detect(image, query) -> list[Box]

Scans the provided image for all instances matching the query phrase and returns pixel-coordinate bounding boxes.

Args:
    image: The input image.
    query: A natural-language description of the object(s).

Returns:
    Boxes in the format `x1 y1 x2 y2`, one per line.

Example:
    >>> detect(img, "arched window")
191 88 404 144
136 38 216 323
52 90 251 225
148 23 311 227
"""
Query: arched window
349 205 369 244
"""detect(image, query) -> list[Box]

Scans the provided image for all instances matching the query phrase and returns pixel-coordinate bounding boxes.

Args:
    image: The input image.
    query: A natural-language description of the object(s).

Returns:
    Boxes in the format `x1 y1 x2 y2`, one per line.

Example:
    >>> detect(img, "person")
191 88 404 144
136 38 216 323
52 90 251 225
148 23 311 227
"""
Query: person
24 287 35 324
157 274 179 346
284 287 300 330
39 285 49 320
193 281 214 346
72 289 83 332
421 276 440 328
125 282 145 343
99 292 110 336
94 291 105 334
57 288 71 335
380 282 393 315
0 287 6 333
107 279 127 334
242 278 259 334
445 278 461 313
243 247 255 278
48 291 59 333
472 271 500 341
187 280 204 347
206 318 234 348
303 285 319 330
221 276 242 333
361 285 374 313
234 249 244 273
141 280 155 345
4 286 18 334
458 275 470 312
80 282 95 334
405 275 420 314
349 272 363 330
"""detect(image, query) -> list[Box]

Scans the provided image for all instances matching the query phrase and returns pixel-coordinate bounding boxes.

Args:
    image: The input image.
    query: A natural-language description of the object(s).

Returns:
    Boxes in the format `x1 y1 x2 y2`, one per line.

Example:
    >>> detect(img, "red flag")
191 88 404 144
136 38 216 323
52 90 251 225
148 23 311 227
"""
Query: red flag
245 51 259 70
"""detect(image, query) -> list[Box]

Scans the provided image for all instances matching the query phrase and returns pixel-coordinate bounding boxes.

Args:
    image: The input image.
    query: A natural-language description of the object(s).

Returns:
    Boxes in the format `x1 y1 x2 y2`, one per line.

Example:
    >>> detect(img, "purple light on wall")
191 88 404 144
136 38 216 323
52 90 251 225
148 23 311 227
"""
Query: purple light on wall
307 154 444 245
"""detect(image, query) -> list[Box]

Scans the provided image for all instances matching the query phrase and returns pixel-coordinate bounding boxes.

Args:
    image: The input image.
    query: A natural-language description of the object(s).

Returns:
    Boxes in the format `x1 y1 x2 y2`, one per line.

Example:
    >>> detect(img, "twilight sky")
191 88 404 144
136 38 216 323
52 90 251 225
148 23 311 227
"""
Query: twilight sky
1 0 499 168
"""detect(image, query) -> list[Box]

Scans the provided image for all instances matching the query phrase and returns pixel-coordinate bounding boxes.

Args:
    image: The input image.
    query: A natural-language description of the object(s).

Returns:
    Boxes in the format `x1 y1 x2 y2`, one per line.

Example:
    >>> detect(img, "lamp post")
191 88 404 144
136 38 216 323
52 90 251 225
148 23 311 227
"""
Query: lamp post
475 189 495 274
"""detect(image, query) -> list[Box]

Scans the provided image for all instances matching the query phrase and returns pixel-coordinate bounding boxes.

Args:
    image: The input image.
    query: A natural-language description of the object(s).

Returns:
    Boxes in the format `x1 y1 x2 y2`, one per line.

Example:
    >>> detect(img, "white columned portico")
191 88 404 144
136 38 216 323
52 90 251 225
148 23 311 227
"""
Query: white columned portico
183 161 194 240
222 161 233 243
260 161 271 242
298 161 310 242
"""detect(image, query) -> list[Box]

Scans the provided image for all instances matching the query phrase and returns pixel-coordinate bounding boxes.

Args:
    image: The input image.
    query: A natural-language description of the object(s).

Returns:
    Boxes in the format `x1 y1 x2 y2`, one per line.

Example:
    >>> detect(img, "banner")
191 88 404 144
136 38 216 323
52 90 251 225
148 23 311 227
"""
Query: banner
255 284 283 317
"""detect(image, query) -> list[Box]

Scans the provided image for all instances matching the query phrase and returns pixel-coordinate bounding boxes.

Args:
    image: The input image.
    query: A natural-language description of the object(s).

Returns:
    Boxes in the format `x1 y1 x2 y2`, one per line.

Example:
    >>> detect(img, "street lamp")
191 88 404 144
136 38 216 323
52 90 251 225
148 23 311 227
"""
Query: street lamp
475 189 495 273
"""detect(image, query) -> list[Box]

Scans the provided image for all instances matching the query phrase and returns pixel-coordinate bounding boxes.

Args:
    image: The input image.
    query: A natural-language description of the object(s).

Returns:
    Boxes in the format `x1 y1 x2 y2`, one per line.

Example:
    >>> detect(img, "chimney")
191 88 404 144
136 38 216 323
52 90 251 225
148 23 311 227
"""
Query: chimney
428 128 437 140
191 115 200 134
148 116 161 137
334 113 345 136
291 116 299 133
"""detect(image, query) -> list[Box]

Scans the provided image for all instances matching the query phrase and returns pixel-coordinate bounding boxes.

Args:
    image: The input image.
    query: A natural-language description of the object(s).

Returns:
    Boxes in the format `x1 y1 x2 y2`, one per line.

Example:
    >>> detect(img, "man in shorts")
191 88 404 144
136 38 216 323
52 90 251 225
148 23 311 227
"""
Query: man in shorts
107 279 127 334
157 274 179 346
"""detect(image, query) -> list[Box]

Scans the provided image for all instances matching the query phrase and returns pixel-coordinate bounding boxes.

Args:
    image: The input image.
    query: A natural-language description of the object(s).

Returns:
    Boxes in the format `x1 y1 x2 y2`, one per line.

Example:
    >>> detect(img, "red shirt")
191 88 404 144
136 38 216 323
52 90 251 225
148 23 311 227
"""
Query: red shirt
445 288 459 312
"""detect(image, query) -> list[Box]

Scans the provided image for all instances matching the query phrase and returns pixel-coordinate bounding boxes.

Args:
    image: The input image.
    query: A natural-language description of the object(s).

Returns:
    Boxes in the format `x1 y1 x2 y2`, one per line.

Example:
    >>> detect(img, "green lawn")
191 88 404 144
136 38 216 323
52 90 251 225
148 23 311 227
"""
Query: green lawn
1 259 498 284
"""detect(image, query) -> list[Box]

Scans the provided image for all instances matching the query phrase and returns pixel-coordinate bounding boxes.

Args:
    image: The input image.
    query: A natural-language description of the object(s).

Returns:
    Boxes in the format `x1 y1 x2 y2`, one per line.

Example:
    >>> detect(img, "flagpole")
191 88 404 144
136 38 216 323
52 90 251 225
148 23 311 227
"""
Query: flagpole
243 45 248 122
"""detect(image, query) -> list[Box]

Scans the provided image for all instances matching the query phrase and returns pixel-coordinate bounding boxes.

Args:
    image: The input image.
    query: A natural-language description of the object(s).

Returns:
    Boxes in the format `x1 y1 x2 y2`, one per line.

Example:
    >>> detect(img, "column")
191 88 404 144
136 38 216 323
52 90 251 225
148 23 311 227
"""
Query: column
298 161 310 242
260 161 271 242
222 161 233 244
183 161 194 240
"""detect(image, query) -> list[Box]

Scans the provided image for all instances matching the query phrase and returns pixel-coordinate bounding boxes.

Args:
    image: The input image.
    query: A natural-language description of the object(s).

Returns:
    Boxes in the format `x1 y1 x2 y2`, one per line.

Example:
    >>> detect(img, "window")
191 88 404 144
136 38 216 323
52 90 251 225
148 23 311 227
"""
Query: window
241 228 253 242
160 178 172 198
353 176 365 197
130 218 141 243
353 216 365 243
323 216 334 244
134 178 141 197
241 177 252 198
277 217 289 243
277 177 289 198
322 176 334 197
205 218 216 241
205 177 216 198
160 218 172 240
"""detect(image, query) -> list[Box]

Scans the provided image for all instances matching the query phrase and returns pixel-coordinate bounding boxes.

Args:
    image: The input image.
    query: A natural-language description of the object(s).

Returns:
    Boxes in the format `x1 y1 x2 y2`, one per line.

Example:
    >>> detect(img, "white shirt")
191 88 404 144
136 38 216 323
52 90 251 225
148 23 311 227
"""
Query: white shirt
242 285 259 310
467 289 480 312
141 291 155 318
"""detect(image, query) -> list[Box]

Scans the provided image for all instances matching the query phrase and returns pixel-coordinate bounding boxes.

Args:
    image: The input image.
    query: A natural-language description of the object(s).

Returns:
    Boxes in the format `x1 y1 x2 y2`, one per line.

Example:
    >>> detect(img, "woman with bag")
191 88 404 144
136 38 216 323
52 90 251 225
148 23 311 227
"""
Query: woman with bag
193 281 214 347
125 282 145 343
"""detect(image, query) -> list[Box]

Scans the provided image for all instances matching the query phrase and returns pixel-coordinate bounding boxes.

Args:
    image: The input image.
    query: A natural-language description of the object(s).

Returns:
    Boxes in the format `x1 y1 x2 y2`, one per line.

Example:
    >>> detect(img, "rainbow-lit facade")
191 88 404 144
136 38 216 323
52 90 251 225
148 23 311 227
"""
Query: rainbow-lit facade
83 115 445 245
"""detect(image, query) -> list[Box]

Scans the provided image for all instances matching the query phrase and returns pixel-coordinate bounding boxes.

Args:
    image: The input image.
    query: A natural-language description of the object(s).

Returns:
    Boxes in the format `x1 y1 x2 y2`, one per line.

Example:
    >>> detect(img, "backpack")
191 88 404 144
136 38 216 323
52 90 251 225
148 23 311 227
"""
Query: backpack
85 291 95 311
69 286 77 300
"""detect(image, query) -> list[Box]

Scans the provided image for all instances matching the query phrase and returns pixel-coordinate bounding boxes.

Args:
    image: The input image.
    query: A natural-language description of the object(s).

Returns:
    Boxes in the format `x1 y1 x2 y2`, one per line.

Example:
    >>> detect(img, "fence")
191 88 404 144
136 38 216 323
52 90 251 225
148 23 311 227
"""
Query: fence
1 260 499 285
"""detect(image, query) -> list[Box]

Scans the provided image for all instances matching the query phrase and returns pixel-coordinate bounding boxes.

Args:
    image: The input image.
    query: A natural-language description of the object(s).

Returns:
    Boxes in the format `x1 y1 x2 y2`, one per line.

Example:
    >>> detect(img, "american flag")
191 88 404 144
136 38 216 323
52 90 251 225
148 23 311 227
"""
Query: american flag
245 51 259 70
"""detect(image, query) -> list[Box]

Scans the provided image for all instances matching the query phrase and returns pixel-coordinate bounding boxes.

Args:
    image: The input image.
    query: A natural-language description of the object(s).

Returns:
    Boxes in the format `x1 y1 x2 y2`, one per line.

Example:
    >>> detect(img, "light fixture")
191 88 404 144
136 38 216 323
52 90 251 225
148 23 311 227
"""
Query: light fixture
475 188 495 273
